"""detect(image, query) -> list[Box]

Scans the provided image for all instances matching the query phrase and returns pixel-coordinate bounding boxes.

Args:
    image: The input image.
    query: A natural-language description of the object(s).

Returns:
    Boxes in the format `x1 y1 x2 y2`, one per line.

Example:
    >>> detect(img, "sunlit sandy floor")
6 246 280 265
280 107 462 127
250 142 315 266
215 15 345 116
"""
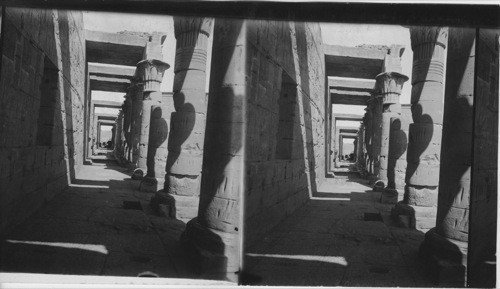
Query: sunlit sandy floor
0 159 202 280
243 176 436 287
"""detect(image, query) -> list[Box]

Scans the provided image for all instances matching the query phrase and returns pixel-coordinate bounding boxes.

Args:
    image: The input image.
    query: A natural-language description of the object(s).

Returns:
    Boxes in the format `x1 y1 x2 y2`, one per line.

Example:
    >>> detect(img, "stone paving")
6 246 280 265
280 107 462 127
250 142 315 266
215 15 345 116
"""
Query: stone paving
0 158 206 280
243 176 436 287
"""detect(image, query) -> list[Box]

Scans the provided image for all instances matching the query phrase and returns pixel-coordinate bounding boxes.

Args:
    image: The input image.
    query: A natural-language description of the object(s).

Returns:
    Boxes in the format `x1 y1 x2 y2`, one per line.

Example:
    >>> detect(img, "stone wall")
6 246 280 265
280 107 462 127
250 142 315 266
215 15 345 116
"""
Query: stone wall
245 20 326 246
0 8 85 233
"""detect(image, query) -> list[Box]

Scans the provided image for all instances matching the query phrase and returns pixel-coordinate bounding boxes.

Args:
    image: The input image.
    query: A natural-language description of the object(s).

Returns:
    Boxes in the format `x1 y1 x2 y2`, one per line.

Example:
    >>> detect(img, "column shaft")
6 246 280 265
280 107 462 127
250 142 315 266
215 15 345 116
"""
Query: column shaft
130 82 144 169
363 108 373 174
392 26 448 230
376 70 408 196
371 97 383 179
419 28 477 287
181 18 244 281
161 17 212 219
123 93 133 162
133 33 169 182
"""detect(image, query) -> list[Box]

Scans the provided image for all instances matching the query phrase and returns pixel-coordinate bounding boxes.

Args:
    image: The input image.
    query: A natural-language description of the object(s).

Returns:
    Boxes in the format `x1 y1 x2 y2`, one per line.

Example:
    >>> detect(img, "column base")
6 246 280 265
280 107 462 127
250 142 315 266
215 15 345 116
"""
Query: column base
419 228 468 287
132 168 145 180
372 179 387 192
151 191 199 223
181 218 239 282
391 202 436 230
380 188 403 204
140 176 158 193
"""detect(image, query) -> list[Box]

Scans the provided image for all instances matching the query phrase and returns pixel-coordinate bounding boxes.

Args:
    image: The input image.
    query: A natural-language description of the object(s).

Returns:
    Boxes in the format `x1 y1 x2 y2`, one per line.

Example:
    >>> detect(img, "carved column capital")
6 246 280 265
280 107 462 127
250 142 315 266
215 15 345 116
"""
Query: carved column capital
173 17 213 74
410 26 448 85
376 71 409 104
174 17 213 39
136 59 170 93
410 26 449 50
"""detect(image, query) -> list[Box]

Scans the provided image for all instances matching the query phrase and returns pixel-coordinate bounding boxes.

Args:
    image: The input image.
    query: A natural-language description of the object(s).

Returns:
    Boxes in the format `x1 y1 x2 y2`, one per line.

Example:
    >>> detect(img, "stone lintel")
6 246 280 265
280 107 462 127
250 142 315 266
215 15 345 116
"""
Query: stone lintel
88 63 136 79
330 89 371 105
89 75 130 92
92 100 123 109
339 133 358 139
86 30 160 66
325 44 389 62
334 113 364 122
325 44 394 79
336 126 360 133
97 118 116 124
328 76 376 92
96 114 118 121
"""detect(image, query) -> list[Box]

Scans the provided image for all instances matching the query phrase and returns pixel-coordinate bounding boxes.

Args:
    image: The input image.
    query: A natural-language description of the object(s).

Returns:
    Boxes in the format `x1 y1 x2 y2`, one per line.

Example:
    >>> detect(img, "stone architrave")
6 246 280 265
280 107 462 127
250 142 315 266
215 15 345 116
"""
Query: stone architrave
160 17 212 219
376 71 408 195
392 26 448 230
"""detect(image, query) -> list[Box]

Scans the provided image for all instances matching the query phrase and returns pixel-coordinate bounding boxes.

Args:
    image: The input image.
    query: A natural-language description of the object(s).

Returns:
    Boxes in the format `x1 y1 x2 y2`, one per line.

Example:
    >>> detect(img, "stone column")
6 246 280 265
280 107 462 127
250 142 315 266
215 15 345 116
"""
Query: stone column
375 45 407 191
132 32 169 181
370 96 383 180
376 71 408 195
392 26 448 230
135 59 169 185
363 107 373 174
181 18 244 281
123 92 133 162
130 80 144 170
419 28 477 287
466 28 498 288
97 122 102 148
356 124 365 173
338 134 343 160
111 125 116 147
114 110 123 161
161 17 212 218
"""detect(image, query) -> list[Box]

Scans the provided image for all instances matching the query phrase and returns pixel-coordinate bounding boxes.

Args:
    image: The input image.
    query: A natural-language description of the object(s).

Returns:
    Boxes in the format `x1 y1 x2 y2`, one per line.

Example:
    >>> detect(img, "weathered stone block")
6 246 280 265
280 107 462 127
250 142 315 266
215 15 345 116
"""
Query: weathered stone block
405 185 438 207
406 162 440 186
165 174 201 196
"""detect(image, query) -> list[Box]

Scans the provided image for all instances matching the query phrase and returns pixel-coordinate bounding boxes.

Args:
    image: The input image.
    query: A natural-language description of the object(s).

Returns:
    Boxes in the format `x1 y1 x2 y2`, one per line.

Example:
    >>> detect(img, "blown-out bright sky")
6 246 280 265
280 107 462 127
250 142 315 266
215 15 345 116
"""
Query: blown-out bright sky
84 12 413 127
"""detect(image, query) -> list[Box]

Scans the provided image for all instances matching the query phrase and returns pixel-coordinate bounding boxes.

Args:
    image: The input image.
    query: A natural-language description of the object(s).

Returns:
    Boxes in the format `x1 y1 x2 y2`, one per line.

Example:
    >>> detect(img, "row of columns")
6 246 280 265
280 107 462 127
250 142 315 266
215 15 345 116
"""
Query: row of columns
360 26 497 286
108 22 498 285
360 45 408 192
109 17 240 280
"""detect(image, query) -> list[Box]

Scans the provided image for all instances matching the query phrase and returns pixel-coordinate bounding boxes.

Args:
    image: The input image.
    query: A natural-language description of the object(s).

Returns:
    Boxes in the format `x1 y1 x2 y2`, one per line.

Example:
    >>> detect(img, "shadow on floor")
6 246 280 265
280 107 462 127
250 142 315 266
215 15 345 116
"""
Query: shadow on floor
242 178 434 287
0 160 201 279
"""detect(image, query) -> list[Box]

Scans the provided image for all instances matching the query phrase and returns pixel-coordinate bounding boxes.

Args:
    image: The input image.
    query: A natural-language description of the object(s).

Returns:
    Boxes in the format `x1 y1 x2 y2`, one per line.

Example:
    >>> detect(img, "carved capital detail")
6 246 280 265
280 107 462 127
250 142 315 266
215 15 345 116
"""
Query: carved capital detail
136 59 170 92
174 17 212 39
376 71 409 104
410 26 449 51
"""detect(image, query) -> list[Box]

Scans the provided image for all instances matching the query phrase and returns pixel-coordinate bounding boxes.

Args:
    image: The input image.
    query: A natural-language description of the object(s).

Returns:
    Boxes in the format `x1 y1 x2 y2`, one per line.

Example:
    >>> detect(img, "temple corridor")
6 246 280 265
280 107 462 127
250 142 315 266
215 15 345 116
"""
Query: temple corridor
243 176 434 286
0 158 202 279
0 5 498 288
